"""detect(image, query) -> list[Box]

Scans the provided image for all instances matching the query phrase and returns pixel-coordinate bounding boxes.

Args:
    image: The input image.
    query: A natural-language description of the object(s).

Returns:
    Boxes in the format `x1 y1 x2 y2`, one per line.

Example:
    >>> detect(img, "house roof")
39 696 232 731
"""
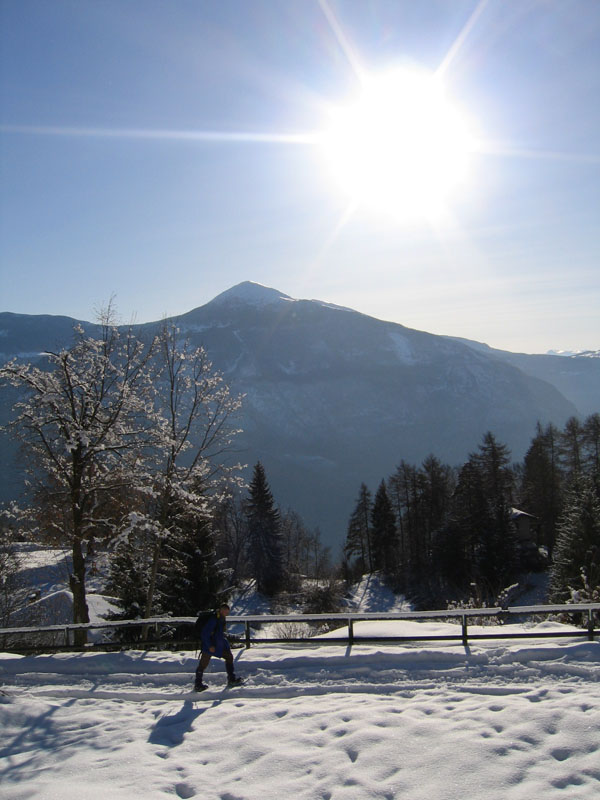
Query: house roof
511 507 537 520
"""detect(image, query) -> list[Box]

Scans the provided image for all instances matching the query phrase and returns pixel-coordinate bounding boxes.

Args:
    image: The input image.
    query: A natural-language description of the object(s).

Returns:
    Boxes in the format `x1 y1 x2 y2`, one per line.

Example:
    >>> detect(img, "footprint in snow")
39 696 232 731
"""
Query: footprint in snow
175 783 196 799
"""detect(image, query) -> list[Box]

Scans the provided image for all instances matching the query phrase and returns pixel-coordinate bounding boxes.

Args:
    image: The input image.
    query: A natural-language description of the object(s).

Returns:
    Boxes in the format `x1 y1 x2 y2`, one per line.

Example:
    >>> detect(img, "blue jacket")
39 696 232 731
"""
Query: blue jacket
201 613 230 658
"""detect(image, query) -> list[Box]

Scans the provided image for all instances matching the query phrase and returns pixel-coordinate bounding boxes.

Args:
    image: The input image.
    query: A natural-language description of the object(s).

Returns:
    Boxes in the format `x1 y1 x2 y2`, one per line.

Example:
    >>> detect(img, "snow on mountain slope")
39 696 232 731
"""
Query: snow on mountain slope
206 280 294 308
7 544 117 628
450 336 600 417
343 573 411 613
547 349 600 358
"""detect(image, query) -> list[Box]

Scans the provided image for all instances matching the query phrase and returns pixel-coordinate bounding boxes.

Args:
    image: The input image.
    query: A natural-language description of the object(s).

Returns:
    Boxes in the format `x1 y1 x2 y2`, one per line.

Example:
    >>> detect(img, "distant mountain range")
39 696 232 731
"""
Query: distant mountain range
1 282 598 549
546 349 600 358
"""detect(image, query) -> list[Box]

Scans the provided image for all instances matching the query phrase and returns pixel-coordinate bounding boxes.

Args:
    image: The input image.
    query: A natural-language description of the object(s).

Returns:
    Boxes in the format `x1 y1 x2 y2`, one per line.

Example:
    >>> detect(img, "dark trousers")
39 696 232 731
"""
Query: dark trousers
195 649 234 683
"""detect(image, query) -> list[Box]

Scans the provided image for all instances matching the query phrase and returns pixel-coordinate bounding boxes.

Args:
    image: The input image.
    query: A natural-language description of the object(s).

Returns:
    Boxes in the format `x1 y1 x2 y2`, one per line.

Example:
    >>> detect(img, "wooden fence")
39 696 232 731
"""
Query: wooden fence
0 603 599 654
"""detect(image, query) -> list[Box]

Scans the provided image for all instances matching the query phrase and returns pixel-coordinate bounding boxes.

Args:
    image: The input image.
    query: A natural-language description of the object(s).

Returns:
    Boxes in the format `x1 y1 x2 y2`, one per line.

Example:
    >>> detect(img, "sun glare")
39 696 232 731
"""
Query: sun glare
319 67 475 221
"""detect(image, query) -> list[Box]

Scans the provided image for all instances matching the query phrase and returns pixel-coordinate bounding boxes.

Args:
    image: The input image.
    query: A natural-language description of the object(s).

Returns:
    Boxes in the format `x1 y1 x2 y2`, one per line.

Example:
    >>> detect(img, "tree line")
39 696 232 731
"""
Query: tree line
342 417 600 608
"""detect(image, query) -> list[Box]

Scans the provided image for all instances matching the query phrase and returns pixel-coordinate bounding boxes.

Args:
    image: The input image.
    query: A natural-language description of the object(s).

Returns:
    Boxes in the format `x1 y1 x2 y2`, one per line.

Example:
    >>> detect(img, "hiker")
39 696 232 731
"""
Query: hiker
194 603 242 691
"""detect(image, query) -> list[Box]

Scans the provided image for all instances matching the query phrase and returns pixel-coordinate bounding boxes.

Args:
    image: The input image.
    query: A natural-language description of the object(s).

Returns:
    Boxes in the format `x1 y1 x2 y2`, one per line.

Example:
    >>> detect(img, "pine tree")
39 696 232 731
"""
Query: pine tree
421 455 454 536
549 477 600 603
433 459 491 595
343 483 373 577
473 431 514 502
106 525 152 620
157 511 224 616
420 455 455 579
472 434 518 595
583 413 600 489
245 462 285 596
370 480 397 577
521 422 563 559
434 436 519 602
388 462 424 582
560 416 585 483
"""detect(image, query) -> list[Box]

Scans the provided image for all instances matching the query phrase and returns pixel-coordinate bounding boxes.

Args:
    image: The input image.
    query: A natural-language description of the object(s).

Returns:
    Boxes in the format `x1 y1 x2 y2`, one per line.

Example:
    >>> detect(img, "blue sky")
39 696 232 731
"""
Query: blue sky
1 0 599 353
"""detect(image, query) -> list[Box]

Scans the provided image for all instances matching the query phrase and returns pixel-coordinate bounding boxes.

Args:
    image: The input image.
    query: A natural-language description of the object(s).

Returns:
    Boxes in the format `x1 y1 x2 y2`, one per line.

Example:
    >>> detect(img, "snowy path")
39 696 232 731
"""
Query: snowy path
2 631 600 800
2 641 600 701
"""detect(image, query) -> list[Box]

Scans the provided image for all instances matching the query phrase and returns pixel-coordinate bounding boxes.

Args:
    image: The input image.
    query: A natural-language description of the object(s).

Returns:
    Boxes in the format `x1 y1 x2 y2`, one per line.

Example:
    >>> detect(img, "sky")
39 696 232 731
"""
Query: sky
1 0 599 354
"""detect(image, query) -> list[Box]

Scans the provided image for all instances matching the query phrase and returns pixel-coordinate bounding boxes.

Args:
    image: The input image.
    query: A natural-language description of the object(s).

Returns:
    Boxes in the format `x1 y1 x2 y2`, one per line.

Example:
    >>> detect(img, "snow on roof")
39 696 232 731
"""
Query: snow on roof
208 281 292 307
511 507 537 519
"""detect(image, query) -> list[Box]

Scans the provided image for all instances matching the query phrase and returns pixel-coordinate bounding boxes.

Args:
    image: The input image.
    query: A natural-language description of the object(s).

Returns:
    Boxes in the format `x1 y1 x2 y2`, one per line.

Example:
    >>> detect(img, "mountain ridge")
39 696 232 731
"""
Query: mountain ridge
1 282 598 547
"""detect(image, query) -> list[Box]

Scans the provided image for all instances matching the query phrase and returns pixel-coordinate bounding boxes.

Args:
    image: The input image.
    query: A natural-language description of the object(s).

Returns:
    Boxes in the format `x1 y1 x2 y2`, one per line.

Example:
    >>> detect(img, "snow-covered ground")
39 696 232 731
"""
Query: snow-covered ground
8 543 118 629
2 625 599 800
3 547 599 799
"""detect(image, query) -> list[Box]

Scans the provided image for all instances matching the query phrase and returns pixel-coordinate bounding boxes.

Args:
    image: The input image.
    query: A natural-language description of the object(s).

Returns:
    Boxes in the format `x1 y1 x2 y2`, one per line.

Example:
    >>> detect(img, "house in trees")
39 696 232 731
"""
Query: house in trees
510 508 538 543
511 507 544 569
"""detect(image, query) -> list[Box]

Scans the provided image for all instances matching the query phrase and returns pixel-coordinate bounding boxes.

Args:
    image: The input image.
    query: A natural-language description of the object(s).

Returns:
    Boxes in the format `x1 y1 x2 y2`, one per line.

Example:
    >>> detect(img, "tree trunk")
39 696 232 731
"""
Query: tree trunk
70 537 89 646
143 541 162 628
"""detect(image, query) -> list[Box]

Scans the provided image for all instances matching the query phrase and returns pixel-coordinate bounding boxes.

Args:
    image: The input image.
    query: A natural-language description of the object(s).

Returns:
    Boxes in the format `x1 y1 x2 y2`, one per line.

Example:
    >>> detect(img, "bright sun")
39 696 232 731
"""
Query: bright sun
319 67 475 221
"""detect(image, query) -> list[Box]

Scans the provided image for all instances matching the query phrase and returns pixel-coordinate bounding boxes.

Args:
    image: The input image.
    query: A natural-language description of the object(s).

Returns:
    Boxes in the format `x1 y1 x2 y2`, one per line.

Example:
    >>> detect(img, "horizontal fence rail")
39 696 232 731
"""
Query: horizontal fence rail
0 603 599 654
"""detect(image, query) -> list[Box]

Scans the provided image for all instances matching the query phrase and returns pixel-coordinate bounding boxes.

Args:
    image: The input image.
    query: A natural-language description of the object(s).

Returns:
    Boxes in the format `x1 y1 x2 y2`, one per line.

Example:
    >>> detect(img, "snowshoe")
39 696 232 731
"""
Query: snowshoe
227 676 244 687
193 682 208 692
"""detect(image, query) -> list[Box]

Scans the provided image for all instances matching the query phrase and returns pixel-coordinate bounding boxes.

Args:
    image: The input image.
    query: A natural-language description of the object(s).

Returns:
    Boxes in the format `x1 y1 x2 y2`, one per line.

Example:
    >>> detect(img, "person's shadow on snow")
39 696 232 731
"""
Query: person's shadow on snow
148 699 221 747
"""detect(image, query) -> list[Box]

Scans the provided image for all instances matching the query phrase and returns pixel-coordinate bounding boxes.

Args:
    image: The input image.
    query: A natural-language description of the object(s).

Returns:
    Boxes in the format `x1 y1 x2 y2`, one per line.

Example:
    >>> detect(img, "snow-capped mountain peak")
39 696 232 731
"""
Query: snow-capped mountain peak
208 281 293 308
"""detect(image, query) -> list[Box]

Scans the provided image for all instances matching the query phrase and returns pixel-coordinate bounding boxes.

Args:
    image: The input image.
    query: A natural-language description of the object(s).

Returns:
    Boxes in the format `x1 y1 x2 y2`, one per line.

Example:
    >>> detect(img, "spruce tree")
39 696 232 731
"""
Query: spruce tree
549 477 600 603
106 529 152 620
245 462 285 596
156 505 224 616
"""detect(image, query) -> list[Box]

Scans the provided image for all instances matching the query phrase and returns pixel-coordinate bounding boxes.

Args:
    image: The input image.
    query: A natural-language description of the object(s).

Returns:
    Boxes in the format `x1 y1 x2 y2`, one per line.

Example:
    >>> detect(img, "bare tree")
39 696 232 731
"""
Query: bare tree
280 510 331 581
127 322 244 619
213 493 249 584
0 311 156 642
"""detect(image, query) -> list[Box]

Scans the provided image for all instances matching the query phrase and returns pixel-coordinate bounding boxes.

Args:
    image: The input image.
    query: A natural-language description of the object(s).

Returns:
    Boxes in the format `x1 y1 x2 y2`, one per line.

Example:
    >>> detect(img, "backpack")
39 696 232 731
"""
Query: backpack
194 610 216 639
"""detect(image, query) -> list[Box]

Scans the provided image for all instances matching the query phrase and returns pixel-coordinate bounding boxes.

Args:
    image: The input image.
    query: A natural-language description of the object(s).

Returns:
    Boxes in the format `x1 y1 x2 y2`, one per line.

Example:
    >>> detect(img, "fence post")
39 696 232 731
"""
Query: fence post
461 615 468 647
245 621 251 649
588 609 595 641
348 618 354 646
65 627 70 648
